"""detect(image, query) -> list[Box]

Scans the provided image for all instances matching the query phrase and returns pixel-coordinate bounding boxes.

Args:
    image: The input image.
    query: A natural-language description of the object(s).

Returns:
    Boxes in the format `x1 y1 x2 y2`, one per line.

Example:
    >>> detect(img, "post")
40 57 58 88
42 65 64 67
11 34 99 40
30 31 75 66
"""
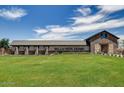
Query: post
25 46 29 55
15 46 19 55
35 46 39 55
108 44 114 55
1 48 5 56
45 46 49 55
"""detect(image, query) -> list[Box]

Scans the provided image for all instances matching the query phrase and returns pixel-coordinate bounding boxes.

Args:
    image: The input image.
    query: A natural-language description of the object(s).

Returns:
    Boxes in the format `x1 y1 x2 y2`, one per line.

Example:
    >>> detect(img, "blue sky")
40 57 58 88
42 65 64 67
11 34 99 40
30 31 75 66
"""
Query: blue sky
0 5 124 40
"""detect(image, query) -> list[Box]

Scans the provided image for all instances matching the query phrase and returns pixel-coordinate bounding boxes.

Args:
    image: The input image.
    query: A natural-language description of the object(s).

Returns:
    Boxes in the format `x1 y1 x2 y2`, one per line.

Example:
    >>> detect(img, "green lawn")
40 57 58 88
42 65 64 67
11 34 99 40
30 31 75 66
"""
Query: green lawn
0 53 124 87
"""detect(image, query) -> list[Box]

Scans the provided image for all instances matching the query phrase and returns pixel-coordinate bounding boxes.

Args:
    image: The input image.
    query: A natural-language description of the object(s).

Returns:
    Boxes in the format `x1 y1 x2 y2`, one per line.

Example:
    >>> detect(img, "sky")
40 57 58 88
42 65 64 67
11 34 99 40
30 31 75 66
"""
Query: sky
0 5 124 41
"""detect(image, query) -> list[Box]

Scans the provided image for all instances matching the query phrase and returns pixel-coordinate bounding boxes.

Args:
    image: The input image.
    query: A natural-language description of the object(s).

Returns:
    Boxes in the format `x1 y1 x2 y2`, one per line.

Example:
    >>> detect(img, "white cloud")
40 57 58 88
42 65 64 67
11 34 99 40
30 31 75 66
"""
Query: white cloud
39 32 81 40
39 32 67 40
72 6 104 25
34 25 72 39
77 7 91 16
72 18 124 33
35 18 124 36
98 5 124 13
34 5 124 40
72 5 124 25
72 14 104 25
118 35 124 39
0 7 27 20
46 25 60 29
46 25 72 33
34 27 48 34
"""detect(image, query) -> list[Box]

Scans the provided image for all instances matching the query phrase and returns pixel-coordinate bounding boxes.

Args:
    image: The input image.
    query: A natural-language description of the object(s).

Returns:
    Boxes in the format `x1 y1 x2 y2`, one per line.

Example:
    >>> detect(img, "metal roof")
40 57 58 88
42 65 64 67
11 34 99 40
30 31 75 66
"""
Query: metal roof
11 40 87 46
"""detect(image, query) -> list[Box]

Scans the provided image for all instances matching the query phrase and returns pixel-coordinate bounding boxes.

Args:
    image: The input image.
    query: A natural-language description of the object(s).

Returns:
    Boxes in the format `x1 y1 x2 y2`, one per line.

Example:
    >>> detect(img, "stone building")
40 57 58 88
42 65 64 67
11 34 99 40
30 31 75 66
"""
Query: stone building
10 30 119 55
86 30 119 54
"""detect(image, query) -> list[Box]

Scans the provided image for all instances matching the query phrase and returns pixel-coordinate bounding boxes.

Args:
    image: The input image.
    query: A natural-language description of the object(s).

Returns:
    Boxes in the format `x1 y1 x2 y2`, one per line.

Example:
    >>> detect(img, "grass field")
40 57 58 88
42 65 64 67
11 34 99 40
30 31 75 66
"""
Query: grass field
0 53 124 87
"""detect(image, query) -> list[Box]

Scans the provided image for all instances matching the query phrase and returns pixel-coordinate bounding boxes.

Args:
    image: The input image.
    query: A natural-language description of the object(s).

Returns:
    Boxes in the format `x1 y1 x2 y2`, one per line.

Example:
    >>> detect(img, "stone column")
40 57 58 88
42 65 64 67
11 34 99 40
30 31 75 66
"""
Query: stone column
45 46 49 55
25 46 29 55
15 46 19 55
108 44 114 54
94 43 101 54
35 46 39 55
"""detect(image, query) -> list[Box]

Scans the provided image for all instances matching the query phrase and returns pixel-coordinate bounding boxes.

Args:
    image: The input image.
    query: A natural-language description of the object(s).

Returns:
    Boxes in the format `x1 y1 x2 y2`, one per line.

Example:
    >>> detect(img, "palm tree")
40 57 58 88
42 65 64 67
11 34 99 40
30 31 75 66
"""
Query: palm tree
0 38 9 55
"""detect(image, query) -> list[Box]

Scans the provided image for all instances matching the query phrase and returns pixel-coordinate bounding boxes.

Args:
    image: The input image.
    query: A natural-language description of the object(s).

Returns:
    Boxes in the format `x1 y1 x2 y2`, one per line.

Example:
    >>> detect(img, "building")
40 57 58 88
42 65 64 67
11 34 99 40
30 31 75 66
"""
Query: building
86 30 119 54
10 30 119 55
118 39 124 49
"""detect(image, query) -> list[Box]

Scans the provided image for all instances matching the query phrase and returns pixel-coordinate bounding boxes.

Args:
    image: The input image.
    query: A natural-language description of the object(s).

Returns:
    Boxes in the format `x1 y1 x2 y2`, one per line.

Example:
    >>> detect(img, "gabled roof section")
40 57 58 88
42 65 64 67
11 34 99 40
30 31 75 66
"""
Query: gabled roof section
86 30 120 41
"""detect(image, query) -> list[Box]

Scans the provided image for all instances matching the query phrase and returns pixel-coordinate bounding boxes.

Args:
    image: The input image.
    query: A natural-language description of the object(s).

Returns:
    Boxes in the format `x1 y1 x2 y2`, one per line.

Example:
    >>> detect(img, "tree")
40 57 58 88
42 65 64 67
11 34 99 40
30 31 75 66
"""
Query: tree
0 38 9 55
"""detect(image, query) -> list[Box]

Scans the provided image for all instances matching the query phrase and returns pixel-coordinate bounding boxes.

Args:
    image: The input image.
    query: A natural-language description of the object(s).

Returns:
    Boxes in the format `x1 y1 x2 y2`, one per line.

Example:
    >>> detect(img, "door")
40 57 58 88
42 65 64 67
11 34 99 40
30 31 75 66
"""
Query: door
101 44 108 53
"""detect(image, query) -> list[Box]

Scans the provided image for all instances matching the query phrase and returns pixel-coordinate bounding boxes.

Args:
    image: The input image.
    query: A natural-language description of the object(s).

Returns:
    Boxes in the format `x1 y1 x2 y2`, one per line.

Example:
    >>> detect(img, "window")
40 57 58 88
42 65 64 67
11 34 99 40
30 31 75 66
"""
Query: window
100 33 108 38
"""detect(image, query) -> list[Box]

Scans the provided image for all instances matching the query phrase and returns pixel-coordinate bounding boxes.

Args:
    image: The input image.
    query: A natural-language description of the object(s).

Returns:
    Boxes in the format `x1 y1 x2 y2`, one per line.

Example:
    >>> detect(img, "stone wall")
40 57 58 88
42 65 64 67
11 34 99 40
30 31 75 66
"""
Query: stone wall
108 44 114 54
90 38 118 54
94 43 101 53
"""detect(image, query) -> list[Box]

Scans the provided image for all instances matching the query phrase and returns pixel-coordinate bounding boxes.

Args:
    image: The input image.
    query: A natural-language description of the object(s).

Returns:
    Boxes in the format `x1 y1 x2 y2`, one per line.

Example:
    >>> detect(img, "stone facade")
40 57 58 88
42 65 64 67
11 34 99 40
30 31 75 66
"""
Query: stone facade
94 43 101 54
90 38 117 54
86 31 119 54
